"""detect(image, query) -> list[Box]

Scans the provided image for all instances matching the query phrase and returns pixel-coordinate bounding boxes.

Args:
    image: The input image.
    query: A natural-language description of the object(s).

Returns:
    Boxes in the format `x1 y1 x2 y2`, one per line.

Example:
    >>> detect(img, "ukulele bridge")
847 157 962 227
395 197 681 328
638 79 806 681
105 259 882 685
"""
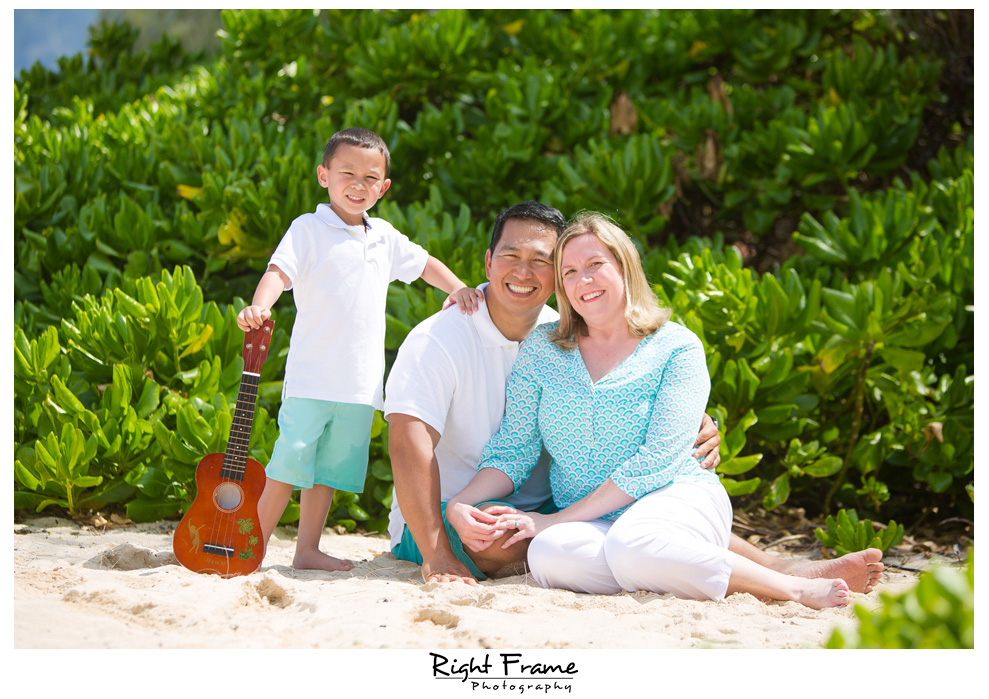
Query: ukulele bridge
202 544 235 558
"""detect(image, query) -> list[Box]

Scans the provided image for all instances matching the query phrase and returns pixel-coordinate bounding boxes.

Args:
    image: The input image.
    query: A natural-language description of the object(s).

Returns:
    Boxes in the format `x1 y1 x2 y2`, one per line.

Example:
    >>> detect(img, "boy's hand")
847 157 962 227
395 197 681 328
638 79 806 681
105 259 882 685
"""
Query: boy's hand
237 305 271 331
443 286 484 315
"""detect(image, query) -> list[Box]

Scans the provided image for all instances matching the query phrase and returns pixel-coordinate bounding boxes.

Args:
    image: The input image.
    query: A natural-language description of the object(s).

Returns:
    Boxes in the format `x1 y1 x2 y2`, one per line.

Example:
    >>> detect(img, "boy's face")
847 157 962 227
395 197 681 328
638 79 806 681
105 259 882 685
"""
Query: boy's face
316 143 391 226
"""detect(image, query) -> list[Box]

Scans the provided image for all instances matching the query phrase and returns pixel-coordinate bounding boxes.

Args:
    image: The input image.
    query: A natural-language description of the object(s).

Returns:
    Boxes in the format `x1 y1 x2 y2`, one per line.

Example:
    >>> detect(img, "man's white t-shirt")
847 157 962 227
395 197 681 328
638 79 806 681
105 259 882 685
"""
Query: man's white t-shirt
383 284 558 548
270 203 428 411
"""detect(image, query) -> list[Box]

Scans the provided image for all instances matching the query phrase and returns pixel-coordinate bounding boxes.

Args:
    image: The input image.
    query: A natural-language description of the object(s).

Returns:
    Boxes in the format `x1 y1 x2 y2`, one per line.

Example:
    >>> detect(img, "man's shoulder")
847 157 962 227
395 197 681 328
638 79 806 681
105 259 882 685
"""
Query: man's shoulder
536 304 560 324
406 306 476 347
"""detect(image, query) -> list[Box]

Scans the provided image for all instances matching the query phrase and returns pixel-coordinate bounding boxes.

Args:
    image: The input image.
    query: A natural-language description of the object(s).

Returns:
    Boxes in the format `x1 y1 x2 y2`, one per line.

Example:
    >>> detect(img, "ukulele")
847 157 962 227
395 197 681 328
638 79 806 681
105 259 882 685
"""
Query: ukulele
173 319 274 577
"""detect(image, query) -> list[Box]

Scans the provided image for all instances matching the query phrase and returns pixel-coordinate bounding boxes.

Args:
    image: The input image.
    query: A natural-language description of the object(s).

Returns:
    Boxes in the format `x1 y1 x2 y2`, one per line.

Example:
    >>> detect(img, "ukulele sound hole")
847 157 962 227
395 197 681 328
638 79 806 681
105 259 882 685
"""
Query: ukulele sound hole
214 482 244 511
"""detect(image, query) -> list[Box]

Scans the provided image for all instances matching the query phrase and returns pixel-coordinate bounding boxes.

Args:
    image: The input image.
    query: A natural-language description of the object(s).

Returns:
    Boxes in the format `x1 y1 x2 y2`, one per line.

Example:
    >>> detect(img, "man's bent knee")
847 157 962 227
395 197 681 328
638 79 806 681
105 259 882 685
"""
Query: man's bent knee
466 537 530 576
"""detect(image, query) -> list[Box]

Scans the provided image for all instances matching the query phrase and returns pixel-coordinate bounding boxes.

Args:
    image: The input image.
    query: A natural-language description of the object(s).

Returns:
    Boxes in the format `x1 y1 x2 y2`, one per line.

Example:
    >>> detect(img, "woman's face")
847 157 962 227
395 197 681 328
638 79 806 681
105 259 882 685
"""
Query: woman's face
560 233 626 328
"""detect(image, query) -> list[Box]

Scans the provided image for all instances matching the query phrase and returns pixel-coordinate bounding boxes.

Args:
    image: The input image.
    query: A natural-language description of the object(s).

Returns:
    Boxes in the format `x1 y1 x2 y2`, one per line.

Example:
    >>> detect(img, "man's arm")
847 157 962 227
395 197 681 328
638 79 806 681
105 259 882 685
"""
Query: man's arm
694 413 721 470
388 413 479 586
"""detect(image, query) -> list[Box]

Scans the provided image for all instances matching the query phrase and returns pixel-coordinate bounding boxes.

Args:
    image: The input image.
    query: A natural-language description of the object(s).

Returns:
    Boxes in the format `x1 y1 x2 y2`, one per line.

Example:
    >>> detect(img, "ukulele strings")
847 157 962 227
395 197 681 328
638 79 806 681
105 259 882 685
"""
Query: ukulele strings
218 372 259 557
211 325 263 571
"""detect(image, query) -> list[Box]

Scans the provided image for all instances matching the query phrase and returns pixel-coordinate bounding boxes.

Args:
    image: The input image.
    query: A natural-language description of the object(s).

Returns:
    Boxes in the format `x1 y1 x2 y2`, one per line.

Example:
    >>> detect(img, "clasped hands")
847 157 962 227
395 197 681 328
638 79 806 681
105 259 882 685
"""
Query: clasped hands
446 502 548 553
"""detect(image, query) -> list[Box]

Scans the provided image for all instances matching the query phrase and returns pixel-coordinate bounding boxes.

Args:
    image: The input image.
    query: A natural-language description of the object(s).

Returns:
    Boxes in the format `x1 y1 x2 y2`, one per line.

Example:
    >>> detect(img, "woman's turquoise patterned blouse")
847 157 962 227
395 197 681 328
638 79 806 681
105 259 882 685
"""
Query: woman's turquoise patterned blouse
478 320 718 520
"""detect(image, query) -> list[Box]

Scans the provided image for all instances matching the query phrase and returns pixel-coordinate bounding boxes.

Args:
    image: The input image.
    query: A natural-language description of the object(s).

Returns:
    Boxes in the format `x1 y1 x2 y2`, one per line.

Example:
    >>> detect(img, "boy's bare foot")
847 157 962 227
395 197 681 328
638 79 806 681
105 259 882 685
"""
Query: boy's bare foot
292 549 354 572
795 578 850 610
781 548 884 593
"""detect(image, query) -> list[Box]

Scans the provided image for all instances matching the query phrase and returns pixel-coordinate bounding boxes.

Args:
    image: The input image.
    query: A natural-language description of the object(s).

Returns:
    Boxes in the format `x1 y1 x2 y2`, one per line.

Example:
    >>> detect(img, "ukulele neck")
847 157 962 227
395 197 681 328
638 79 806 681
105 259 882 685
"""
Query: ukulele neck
222 370 260 481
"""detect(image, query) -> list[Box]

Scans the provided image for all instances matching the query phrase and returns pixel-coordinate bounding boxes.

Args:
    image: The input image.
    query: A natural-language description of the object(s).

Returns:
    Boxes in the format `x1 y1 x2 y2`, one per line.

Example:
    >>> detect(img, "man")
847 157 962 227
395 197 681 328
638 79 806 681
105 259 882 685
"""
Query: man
385 202 883 591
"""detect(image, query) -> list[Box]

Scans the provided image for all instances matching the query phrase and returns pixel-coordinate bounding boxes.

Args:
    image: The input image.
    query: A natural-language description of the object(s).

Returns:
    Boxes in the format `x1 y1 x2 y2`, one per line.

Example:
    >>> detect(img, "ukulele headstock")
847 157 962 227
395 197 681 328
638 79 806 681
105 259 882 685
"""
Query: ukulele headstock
243 319 275 373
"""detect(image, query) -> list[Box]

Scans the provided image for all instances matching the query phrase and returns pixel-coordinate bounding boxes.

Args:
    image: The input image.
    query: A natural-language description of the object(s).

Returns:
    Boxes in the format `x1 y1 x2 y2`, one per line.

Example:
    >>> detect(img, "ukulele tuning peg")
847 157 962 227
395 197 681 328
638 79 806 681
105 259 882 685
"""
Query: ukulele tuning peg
261 344 267 351
246 343 253 349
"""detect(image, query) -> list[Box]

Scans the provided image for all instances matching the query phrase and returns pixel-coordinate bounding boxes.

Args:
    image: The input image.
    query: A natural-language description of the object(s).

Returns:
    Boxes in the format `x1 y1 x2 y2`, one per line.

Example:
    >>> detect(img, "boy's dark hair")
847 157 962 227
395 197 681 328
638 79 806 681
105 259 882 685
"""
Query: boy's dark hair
323 127 391 175
489 201 567 253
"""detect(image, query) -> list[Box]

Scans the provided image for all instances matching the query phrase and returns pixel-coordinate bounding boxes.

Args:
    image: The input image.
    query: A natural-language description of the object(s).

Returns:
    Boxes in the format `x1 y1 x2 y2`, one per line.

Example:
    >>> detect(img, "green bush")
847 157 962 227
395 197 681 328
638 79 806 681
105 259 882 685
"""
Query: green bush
13 10 973 533
814 508 904 555
826 556 974 649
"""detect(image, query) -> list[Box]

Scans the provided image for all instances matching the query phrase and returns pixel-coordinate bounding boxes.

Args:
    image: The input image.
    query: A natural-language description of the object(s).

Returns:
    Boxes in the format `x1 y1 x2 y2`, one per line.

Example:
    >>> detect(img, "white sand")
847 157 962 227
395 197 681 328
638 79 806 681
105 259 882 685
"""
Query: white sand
13 516 925 651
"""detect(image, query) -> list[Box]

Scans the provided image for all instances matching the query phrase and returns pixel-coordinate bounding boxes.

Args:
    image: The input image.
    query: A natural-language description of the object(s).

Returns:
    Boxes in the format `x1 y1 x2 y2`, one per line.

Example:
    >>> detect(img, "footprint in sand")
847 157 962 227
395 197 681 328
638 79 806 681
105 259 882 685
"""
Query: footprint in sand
413 607 460 629
450 591 495 608
96 544 177 571
254 577 293 608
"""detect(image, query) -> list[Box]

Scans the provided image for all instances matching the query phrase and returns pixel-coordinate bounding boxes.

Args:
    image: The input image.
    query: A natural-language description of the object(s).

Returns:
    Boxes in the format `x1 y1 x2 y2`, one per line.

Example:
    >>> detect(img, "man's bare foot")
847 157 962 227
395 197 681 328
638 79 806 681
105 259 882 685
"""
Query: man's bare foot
795 578 850 610
781 548 884 593
292 548 354 572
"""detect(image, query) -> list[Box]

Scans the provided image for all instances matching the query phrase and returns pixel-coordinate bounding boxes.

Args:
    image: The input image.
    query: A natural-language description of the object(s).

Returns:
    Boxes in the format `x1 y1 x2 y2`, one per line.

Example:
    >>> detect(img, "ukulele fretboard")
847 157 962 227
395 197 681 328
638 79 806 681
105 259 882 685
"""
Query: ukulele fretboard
222 371 260 481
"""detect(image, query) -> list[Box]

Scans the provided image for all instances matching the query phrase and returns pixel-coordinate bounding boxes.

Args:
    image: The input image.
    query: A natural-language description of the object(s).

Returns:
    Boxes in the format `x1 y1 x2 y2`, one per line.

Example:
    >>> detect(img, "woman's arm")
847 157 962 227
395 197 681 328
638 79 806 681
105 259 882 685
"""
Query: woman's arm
491 480 634 549
608 336 711 499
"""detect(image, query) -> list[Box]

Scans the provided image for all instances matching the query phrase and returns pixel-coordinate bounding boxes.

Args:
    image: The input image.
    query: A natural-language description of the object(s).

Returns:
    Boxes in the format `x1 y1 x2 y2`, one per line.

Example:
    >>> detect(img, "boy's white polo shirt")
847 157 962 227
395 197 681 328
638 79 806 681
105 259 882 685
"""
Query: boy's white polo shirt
384 283 558 548
270 203 428 410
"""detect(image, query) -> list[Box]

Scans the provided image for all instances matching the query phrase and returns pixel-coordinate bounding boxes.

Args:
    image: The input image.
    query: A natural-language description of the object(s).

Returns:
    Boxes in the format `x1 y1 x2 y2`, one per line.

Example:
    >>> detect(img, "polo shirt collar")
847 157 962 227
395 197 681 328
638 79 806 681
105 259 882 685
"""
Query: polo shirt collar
315 203 372 235
472 283 519 349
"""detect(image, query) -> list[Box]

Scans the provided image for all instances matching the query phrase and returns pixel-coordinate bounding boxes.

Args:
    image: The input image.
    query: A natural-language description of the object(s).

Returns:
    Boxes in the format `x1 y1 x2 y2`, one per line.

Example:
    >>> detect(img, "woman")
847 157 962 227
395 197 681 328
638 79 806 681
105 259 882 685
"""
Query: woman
446 213 849 609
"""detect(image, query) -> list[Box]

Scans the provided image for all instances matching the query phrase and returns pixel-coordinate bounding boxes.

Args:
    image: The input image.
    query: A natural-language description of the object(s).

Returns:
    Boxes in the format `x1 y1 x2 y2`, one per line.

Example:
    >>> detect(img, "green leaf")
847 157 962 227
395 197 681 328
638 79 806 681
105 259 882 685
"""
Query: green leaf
14 490 55 511
135 380 160 419
720 476 761 496
762 473 791 510
126 499 183 523
804 455 844 477
717 453 763 475
179 325 214 358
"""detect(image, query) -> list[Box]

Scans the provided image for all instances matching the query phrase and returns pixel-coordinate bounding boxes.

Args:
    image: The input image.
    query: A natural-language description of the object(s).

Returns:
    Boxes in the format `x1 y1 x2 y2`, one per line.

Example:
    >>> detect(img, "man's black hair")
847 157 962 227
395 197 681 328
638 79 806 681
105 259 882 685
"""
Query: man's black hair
489 201 567 253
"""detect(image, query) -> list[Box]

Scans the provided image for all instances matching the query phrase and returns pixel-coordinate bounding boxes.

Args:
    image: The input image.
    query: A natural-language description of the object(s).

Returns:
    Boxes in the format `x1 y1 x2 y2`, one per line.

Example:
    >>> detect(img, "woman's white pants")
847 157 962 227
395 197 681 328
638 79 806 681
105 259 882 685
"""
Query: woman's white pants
527 482 735 600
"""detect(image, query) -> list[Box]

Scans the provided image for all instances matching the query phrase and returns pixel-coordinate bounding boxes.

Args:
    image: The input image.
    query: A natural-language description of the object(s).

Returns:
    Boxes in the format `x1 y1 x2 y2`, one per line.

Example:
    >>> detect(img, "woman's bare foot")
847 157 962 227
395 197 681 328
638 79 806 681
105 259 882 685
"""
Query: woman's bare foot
781 548 884 593
795 578 850 610
292 548 354 572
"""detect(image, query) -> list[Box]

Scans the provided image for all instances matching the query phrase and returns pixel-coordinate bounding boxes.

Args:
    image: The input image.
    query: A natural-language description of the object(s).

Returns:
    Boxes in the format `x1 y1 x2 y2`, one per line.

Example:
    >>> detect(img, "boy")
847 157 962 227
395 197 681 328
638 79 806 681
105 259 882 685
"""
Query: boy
237 127 480 571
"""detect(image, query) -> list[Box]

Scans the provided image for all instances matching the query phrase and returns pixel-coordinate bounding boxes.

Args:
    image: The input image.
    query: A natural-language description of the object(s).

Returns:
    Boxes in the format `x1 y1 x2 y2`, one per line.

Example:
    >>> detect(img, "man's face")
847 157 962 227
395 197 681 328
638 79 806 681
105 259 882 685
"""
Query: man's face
484 218 557 316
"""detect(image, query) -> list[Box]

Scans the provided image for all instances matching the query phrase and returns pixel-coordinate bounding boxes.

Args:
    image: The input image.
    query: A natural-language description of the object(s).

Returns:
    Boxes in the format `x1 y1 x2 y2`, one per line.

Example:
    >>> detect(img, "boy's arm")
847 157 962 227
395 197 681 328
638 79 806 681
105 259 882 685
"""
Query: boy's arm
237 264 290 331
419 256 483 314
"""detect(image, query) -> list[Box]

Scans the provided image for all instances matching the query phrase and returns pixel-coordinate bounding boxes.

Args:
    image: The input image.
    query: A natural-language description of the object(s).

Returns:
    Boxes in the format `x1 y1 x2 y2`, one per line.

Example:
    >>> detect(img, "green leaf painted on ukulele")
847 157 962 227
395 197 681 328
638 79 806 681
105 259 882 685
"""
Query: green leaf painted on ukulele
237 517 255 534
249 535 259 546
239 548 256 560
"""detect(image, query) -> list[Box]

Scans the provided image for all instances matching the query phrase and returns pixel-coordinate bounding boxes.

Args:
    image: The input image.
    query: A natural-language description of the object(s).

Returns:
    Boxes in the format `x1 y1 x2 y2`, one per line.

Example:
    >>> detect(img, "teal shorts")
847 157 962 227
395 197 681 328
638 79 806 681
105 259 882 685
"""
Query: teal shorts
265 397 374 492
392 498 558 581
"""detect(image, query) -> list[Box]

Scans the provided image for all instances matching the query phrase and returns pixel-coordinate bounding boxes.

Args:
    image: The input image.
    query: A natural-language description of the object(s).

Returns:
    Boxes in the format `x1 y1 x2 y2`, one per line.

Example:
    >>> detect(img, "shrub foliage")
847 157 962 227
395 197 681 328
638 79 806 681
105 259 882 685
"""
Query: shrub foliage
14 10 973 533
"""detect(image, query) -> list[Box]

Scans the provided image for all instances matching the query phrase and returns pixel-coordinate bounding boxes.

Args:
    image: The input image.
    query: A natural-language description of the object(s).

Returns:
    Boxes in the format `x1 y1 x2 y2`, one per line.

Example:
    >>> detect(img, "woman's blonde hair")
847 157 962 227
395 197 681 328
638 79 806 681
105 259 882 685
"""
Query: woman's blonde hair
551 212 670 350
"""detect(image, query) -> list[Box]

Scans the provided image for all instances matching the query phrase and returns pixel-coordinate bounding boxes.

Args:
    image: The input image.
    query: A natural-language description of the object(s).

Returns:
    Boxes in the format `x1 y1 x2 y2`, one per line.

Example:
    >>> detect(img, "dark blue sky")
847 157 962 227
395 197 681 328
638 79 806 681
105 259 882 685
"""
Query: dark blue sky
14 9 100 75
